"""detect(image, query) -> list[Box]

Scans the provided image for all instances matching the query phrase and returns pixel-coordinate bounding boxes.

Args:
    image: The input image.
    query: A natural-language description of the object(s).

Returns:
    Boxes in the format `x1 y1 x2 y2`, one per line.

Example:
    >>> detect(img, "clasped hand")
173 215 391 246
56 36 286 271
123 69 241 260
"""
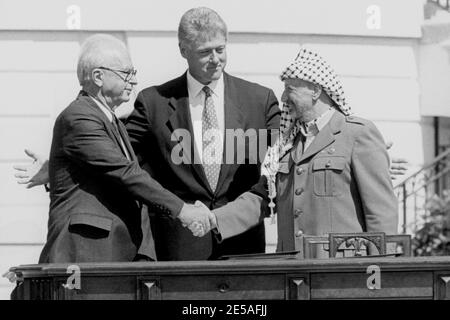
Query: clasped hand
178 201 217 237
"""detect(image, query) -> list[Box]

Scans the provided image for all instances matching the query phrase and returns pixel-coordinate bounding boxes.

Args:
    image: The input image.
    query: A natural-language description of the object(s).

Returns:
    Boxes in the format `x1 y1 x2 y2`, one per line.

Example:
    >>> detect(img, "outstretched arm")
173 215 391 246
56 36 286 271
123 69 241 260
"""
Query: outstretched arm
13 149 49 189
207 176 269 240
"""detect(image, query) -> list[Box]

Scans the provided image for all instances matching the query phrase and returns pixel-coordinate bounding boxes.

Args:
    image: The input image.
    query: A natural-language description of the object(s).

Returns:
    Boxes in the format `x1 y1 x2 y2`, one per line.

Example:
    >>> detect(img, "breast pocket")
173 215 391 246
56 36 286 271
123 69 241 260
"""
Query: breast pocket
312 157 346 197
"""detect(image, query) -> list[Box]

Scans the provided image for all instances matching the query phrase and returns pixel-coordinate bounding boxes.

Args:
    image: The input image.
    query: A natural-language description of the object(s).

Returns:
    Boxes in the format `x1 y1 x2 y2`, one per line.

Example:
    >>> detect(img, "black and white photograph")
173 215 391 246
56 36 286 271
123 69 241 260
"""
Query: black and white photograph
1 0 450 306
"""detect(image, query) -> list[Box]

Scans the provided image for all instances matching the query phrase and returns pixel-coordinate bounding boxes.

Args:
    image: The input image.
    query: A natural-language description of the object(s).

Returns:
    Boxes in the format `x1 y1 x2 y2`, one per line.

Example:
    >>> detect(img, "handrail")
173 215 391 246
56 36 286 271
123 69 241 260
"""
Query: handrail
402 166 450 198
394 147 450 234
393 148 450 189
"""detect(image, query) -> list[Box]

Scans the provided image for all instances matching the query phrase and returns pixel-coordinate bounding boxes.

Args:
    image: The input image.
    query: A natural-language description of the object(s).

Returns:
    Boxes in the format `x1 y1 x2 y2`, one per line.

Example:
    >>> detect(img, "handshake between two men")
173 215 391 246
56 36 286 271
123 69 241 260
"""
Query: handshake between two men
14 150 218 239
176 201 218 238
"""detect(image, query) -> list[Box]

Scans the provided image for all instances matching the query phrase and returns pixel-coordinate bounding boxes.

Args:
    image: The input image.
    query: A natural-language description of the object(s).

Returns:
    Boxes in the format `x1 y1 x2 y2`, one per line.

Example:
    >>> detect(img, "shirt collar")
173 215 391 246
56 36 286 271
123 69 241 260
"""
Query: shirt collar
187 70 222 98
88 95 114 123
300 108 335 137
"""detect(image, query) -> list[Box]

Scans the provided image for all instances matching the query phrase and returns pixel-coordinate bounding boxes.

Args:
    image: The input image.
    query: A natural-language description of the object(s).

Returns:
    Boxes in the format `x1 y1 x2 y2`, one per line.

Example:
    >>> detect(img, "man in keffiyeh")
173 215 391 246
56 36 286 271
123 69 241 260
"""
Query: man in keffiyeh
259 46 398 257
210 46 398 258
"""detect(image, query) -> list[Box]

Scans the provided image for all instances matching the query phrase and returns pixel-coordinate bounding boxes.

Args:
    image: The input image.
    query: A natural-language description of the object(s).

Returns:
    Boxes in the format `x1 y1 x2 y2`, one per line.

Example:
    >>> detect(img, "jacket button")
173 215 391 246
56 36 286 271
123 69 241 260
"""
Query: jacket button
295 188 304 196
328 147 335 154
296 167 304 175
294 209 303 218
295 230 303 237
325 161 331 168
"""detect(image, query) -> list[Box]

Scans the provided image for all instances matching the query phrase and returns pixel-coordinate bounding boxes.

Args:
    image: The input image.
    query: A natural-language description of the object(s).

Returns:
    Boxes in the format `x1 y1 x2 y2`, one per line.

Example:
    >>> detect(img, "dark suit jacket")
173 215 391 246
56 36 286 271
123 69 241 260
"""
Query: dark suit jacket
39 91 184 263
125 72 280 260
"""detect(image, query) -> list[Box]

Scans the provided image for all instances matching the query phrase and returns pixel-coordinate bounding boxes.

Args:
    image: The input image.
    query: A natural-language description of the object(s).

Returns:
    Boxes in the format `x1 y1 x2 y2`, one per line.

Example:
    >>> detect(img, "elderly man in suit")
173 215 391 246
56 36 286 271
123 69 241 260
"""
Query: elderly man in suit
38 34 212 263
207 47 398 258
125 7 280 260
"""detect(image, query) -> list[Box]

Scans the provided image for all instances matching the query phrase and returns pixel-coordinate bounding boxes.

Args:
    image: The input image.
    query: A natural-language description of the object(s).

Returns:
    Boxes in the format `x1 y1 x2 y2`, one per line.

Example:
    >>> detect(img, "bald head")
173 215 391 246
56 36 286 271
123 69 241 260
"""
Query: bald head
77 34 131 87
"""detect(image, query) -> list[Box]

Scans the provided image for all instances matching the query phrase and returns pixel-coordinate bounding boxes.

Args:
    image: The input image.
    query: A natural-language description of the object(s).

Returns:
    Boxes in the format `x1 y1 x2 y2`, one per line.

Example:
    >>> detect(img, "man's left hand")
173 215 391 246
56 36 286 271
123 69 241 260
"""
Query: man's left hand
386 141 408 180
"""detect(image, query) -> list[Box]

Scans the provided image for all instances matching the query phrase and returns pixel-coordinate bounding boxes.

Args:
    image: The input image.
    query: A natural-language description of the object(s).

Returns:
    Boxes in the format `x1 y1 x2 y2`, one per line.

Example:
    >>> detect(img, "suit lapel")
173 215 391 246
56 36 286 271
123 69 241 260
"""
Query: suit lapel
166 74 212 193
297 111 344 163
117 119 136 161
168 95 196 163
214 73 245 194
78 91 130 160
289 133 304 169
298 126 334 163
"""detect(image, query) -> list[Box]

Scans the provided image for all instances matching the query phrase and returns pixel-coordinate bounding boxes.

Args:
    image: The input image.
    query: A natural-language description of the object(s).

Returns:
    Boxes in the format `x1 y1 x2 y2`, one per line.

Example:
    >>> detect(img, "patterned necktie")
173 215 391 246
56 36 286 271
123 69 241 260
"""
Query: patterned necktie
202 86 221 192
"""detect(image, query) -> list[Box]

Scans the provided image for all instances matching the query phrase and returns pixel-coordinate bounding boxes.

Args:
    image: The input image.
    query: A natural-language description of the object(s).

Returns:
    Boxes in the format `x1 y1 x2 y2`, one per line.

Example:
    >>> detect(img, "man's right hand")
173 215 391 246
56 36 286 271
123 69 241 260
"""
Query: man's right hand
187 201 218 237
13 149 49 188
178 201 213 236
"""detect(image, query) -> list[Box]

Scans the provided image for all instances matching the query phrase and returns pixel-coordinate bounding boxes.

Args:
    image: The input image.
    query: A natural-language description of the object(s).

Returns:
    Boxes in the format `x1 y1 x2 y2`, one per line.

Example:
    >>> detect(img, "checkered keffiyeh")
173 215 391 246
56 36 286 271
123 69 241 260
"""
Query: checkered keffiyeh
261 46 352 223
279 46 352 135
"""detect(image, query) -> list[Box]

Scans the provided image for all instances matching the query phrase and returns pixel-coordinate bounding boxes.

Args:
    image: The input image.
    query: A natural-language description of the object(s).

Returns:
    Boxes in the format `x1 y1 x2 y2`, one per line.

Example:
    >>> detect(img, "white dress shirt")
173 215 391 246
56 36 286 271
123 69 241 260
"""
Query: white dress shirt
186 71 225 164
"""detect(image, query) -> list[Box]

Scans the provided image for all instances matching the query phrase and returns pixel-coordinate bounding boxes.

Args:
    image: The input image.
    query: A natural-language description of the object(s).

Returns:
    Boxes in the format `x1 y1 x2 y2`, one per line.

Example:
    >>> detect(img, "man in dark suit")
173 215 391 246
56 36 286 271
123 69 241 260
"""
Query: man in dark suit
39 34 212 263
125 7 281 260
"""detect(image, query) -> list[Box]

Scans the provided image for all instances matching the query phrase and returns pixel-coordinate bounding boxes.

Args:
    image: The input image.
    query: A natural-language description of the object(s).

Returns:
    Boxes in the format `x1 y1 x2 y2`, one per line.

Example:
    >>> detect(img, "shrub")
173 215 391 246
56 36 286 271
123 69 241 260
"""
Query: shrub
412 190 450 256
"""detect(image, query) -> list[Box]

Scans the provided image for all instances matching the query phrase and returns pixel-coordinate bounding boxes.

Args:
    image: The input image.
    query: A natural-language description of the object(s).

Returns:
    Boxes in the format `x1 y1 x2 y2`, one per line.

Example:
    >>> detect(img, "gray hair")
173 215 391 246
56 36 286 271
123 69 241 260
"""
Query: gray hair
178 7 228 49
77 34 129 86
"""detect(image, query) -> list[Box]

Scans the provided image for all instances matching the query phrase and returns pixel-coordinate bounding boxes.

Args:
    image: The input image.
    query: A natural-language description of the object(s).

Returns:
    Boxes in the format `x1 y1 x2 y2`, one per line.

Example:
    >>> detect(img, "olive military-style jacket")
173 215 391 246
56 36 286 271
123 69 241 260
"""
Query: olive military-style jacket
214 111 398 258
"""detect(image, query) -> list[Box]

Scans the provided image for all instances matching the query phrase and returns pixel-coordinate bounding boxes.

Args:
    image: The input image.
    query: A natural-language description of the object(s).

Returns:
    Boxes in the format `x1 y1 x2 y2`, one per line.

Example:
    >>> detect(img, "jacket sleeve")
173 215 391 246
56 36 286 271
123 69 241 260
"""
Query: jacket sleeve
213 176 270 240
265 89 281 149
265 89 281 131
61 110 184 218
214 89 279 240
351 121 399 234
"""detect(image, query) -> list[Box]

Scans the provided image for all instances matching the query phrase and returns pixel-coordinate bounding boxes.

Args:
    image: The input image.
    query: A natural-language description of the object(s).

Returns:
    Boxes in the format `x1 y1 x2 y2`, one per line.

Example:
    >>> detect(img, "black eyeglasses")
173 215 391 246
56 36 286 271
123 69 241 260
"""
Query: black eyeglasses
97 66 137 83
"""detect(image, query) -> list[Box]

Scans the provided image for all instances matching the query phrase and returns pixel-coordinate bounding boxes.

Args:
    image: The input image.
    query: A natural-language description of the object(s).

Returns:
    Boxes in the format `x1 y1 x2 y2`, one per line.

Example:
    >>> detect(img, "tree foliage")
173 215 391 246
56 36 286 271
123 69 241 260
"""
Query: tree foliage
412 191 450 256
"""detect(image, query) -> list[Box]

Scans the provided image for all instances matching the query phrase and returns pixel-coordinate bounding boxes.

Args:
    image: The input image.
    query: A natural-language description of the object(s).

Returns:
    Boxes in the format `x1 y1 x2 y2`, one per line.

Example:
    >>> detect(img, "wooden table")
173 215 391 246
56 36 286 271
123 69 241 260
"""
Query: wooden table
9 256 450 300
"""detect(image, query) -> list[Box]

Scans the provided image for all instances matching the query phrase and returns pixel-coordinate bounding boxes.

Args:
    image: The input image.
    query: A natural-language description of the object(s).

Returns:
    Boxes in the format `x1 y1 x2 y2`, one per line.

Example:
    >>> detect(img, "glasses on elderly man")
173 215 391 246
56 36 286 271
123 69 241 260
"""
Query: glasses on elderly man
97 66 137 83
